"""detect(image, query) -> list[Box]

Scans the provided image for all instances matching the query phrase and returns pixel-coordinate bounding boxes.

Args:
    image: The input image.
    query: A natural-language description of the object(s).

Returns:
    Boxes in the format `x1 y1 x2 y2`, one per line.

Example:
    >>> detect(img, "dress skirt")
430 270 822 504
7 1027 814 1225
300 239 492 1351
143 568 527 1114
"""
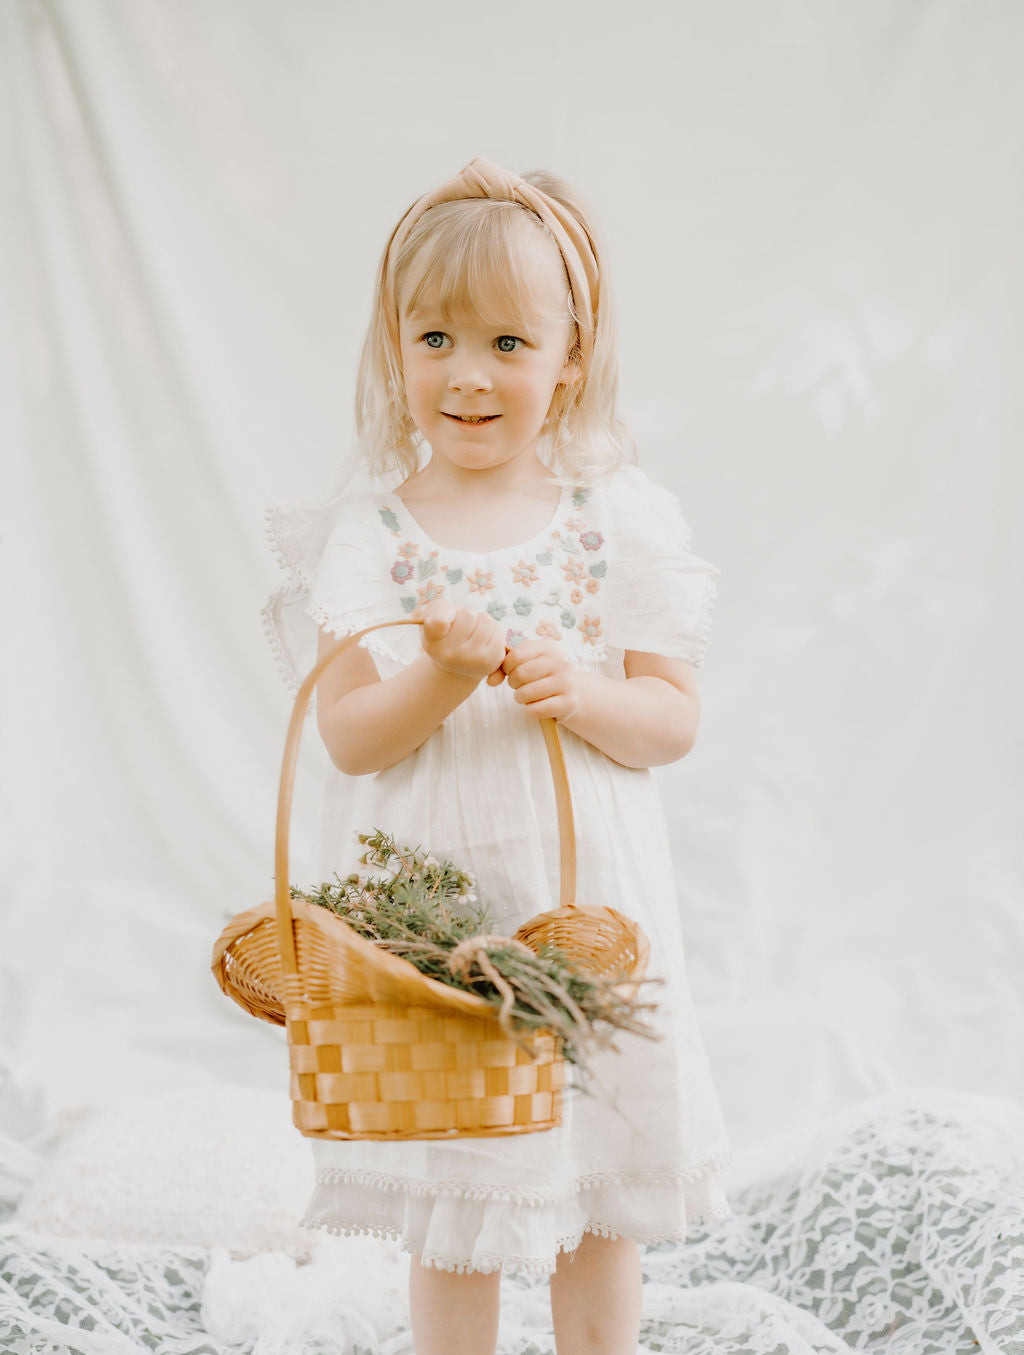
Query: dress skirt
299 653 735 1277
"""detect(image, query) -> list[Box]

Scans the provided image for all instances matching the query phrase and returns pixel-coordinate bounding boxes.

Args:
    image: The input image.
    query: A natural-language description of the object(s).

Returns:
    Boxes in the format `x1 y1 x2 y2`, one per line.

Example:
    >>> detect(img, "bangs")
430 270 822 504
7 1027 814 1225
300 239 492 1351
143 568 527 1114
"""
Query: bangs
396 200 573 331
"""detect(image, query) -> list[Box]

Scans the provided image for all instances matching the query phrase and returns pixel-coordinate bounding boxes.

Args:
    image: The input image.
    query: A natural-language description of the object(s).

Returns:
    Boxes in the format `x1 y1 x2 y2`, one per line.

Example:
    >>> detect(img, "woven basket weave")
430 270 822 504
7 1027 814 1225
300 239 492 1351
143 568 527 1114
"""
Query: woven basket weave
211 618 648 1140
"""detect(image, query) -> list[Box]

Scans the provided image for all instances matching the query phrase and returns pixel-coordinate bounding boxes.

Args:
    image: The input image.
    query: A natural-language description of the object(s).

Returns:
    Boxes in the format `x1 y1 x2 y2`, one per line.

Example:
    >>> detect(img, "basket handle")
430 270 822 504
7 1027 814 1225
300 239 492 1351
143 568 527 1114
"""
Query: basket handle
273 618 577 983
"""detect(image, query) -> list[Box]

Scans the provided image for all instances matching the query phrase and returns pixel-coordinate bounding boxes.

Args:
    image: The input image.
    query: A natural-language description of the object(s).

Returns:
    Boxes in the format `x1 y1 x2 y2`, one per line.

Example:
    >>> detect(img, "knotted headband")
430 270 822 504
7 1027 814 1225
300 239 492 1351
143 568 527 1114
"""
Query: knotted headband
381 157 600 370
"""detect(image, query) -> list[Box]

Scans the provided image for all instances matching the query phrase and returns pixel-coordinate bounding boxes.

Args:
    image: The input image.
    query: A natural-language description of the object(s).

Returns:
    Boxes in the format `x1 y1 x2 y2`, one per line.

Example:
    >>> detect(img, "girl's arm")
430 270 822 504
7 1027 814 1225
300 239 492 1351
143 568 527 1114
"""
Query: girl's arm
315 602 506 776
502 642 699 769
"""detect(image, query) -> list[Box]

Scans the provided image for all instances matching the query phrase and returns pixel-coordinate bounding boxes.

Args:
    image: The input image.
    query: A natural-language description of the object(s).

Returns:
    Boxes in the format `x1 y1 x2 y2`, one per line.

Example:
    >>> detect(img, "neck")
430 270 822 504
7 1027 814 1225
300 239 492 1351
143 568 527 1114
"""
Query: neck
413 451 554 499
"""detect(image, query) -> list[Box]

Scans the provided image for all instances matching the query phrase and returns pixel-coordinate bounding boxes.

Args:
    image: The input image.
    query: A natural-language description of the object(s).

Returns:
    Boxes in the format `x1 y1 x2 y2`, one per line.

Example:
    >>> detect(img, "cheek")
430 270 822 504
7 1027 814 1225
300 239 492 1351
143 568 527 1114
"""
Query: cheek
401 356 435 411
508 365 558 416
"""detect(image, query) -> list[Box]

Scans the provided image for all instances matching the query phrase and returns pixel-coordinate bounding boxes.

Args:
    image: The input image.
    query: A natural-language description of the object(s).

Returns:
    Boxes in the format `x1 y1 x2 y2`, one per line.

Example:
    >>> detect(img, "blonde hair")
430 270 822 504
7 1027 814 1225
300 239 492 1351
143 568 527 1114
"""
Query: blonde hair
354 167 635 486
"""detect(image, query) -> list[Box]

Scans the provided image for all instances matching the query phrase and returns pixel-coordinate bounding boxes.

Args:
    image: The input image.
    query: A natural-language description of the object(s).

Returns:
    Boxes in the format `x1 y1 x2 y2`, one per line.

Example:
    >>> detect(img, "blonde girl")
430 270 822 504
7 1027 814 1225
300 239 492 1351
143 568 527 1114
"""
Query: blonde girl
267 157 734 1355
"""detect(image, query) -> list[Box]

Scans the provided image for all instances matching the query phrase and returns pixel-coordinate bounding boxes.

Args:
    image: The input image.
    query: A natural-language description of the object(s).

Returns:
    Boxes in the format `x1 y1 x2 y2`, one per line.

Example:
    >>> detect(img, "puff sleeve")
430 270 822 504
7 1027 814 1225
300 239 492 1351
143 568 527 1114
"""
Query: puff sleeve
262 494 393 694
307 502 393 640
602 467 719 667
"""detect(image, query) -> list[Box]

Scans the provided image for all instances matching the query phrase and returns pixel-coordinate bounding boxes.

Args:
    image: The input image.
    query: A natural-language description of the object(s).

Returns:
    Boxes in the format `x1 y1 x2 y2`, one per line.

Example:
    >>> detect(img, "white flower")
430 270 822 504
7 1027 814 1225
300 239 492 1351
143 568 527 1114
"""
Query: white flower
857 1292 896 1329
819 1231 859 1269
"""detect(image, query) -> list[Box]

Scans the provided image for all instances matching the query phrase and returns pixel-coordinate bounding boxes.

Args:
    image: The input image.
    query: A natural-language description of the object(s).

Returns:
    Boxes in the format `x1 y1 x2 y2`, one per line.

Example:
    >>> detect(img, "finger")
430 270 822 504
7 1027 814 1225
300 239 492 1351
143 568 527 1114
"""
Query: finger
464 609 491 640
512 676 564 706
503 639 544 669
422 599 457 640
486 646 511 686
440 608 477 649
517 694 575 720
506 657 557 690
474 614 507 661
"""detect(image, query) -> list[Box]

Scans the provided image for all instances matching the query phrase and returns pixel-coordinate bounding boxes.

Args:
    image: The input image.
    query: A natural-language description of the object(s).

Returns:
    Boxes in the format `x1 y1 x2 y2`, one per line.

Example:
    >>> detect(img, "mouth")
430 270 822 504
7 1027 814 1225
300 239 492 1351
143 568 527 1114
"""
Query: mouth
442 413 500 425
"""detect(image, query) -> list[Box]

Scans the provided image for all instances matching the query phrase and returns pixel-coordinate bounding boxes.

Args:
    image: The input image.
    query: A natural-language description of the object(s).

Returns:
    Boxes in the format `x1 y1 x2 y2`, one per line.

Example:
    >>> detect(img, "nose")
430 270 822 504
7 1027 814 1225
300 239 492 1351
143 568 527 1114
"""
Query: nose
447 357 492 394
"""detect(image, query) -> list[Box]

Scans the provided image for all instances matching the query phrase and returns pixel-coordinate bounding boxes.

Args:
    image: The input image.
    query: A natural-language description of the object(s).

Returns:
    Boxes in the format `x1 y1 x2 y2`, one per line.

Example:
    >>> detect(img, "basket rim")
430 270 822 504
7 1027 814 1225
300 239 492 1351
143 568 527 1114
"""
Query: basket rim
213 894 502 1021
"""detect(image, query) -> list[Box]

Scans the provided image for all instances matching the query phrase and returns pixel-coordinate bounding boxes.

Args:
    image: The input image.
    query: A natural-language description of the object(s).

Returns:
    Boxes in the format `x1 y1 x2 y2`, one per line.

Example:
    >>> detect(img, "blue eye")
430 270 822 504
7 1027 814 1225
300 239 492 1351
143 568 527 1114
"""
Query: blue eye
422 332 447 349
496 335 523 353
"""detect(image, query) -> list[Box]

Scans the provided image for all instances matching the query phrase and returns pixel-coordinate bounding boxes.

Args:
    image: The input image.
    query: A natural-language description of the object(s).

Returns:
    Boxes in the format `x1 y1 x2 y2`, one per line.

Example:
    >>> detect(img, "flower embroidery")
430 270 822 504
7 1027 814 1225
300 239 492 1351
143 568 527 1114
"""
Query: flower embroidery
579 614 602 645
417 580 445 607
467 568 494 594
376 487 606 657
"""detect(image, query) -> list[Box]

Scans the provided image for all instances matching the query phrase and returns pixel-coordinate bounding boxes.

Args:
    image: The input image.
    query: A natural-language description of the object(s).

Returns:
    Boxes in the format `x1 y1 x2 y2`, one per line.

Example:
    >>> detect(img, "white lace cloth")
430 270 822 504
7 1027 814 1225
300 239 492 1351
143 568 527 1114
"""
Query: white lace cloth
264 464 733 1272
1 1088 1022 1354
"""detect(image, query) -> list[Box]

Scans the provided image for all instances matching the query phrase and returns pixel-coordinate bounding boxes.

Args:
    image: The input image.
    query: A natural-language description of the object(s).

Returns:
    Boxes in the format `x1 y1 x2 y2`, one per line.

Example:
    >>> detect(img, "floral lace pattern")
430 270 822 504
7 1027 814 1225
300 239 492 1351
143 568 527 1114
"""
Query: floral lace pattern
377 488 608 659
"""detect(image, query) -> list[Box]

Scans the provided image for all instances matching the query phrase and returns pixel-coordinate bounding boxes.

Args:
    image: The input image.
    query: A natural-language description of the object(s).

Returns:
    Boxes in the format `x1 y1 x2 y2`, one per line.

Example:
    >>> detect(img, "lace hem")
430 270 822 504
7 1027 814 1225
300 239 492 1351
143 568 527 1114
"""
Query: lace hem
312 1150 737 1205
300 1201 735 1277
261 582 307 694
689 569 717 669
265 503 306 582
306 601 410 667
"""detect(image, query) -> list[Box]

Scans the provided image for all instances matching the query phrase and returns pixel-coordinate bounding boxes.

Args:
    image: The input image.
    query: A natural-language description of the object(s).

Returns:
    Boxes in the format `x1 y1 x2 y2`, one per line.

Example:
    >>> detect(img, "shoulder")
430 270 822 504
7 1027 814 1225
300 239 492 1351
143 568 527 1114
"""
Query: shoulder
311 494 401 607
321 492 399 553
586 466 694 555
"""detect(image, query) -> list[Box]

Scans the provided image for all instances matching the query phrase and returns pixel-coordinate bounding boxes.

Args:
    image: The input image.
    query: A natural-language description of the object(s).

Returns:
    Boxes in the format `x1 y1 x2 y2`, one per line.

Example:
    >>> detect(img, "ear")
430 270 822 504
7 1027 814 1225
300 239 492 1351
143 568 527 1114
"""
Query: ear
558 356 582 388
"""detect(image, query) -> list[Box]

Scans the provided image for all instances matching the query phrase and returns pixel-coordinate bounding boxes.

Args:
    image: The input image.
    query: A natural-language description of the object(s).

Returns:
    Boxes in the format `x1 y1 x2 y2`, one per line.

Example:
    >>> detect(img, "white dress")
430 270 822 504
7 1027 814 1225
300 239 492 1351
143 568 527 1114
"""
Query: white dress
264 464 736 1277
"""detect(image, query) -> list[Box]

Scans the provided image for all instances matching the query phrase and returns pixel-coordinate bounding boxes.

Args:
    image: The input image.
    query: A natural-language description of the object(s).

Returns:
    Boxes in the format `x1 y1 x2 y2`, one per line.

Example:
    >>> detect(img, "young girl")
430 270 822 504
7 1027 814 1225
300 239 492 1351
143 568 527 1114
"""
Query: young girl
266 157 735 1355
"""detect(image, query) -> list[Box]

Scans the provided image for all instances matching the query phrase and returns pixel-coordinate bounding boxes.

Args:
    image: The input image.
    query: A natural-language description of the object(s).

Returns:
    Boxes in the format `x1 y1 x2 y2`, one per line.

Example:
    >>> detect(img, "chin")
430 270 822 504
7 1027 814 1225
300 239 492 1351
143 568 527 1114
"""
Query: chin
435 442 506 467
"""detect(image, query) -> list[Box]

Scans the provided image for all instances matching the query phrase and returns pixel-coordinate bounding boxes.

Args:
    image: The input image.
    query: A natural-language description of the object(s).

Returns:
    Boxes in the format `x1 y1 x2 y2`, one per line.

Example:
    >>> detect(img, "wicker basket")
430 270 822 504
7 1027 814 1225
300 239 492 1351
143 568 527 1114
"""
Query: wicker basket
212 618 648 1140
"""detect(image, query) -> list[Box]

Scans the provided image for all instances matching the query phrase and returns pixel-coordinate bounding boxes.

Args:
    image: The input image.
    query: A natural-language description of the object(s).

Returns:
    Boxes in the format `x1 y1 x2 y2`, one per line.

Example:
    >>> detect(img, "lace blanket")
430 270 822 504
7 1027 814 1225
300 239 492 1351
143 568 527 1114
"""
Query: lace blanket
1 1089 1022 1354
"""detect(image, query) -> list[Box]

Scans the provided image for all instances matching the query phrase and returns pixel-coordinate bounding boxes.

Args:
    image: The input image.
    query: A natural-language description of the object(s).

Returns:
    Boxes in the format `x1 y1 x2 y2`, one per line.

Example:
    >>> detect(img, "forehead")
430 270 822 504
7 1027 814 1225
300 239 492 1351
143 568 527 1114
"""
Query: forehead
397 204 571 328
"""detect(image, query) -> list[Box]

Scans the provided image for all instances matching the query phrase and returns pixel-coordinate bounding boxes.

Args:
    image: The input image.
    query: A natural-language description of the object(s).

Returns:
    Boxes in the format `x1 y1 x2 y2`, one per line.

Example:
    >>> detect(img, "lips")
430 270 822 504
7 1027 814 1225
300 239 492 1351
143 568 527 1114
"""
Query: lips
442 412 500 424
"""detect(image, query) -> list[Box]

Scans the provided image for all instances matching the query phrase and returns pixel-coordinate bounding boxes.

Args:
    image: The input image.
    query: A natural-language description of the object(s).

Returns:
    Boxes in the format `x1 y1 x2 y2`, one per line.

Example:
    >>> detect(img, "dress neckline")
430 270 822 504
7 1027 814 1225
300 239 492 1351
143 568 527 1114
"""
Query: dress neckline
382 484 570 557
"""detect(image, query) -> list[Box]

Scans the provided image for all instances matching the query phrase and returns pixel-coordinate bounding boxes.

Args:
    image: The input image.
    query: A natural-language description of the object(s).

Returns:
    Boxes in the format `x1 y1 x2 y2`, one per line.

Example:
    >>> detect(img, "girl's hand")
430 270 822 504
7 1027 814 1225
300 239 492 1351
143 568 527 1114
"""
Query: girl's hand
501 639 580 721
421 600 507 683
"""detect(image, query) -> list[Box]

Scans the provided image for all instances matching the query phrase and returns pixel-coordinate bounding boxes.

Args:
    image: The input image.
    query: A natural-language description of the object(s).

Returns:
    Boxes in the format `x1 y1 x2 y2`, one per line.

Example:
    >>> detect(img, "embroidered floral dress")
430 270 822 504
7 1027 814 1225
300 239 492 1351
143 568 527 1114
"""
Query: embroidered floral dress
265 464 735 1277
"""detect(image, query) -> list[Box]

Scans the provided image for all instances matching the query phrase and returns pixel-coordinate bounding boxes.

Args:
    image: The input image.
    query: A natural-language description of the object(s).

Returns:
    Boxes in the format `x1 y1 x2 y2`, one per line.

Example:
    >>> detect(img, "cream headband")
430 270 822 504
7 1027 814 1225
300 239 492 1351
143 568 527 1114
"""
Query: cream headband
381 157 600 370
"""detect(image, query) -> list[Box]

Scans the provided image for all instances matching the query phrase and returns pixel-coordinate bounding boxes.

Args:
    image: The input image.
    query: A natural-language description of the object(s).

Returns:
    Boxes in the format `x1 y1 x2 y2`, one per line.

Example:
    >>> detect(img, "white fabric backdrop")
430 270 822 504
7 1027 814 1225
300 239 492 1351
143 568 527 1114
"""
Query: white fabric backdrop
1 0 1021 1157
